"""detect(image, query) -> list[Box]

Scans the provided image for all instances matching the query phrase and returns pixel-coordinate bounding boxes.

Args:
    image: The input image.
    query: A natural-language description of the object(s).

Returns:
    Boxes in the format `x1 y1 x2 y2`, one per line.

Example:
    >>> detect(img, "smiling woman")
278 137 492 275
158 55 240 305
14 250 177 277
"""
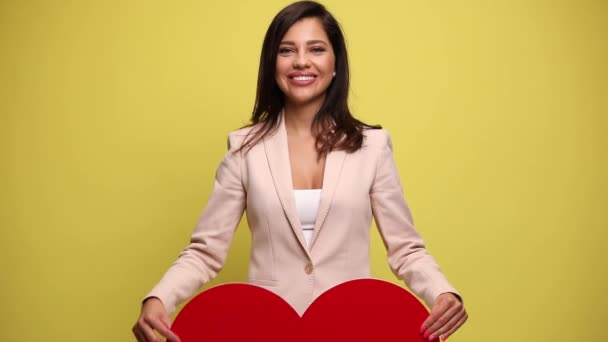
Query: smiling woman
132 1 467 342
238 0 380 158
275 18 336 106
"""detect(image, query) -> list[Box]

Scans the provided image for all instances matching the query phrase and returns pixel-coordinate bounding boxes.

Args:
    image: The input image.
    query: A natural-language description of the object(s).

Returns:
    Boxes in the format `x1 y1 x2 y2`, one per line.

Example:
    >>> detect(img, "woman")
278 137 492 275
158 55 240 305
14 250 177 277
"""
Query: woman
133 1 467 341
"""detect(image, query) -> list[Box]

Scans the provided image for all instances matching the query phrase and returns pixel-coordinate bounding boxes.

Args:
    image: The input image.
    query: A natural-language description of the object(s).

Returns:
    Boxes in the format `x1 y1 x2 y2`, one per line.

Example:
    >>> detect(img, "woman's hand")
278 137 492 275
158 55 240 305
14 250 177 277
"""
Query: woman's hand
420 292 467 341
132 297 181 342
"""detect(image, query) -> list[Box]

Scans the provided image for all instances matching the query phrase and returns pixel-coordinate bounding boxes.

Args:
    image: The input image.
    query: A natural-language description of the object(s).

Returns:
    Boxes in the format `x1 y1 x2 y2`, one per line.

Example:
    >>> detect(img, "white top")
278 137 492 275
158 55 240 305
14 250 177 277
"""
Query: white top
293 189 322 248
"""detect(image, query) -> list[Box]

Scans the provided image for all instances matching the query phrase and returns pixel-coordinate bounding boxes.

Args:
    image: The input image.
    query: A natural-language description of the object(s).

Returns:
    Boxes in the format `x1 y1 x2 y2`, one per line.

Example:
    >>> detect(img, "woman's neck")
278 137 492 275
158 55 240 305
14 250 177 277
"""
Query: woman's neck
283 100 322 137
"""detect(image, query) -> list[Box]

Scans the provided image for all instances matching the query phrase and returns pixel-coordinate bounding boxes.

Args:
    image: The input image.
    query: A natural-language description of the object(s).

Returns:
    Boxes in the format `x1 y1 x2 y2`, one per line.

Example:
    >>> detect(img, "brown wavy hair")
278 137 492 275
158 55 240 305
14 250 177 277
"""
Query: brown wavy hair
237 0 380 155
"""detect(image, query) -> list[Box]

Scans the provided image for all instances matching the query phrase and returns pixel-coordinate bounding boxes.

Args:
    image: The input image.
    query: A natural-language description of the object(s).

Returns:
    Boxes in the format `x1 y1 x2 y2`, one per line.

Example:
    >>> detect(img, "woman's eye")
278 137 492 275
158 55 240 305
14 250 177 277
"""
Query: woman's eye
311 47 325 53
278 47 293 54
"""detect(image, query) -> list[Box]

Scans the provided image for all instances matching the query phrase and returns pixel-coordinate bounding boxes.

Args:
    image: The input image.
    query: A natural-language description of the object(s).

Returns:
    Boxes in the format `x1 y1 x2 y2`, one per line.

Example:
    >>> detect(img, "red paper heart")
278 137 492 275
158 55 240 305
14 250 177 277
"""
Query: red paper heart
171 279 429 341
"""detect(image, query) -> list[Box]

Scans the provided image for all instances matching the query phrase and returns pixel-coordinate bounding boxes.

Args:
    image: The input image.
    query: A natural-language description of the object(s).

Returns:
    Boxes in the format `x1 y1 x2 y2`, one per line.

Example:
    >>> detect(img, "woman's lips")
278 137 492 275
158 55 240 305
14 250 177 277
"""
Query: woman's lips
288 75 317 87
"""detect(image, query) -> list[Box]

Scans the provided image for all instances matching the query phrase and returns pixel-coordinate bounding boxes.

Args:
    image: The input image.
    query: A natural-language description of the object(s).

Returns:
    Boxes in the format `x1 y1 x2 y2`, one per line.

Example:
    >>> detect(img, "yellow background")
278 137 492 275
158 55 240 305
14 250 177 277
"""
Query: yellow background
1 0 606 341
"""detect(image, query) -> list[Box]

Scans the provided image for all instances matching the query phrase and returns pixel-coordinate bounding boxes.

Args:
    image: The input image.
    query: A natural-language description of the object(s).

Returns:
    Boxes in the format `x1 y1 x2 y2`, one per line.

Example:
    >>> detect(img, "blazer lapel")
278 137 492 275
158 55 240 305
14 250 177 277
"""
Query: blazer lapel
263 116 310 254
309 148 346 249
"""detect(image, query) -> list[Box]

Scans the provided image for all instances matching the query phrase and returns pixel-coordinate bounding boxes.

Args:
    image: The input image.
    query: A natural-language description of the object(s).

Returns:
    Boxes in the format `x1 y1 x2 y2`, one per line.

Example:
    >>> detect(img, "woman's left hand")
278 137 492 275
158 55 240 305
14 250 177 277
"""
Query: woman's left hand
420 292 468 341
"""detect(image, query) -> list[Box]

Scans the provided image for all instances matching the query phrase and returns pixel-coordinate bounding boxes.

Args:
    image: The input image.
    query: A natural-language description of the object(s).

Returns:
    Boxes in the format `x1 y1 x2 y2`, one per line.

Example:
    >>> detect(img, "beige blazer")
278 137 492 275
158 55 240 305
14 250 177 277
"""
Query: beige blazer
146 115 459 315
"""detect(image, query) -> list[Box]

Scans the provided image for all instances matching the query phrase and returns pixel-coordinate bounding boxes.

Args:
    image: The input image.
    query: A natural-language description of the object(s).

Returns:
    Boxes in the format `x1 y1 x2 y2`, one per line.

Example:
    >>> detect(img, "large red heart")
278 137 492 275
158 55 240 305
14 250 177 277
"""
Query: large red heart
171 279 429 341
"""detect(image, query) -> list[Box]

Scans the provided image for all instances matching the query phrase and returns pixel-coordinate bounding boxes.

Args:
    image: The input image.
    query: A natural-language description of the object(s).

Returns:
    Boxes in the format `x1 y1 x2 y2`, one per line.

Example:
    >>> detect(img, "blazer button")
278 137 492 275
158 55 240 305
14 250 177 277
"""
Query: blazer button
304 262 314 274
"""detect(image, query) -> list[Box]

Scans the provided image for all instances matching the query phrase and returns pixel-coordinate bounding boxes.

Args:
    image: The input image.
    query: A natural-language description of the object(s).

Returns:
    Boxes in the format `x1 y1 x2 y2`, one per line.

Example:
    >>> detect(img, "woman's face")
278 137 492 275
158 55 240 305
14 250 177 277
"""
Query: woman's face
275 17 336 108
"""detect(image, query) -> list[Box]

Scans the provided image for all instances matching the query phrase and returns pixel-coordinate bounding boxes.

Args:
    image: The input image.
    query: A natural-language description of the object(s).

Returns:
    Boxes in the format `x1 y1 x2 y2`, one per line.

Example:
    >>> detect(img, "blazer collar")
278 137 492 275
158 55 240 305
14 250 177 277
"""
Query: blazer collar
263 113 346 254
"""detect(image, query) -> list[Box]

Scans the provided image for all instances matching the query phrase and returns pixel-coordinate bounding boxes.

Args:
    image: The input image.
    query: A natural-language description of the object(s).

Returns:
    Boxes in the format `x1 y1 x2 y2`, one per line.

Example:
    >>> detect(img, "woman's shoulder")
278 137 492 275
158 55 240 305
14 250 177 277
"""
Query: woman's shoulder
226 122 265 151
229 123 261 137
362 127 393 149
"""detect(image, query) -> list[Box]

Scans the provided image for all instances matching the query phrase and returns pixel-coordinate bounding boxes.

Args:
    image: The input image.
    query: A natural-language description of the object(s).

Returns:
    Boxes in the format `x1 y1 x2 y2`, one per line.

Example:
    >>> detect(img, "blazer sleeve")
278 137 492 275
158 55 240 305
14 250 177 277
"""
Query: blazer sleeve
370 130 461 308
144 133 246 314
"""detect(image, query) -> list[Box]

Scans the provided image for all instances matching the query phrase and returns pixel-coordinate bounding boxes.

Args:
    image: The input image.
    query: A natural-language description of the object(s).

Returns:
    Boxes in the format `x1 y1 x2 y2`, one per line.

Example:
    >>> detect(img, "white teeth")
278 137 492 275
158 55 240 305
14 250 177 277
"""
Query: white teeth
292 76 315 81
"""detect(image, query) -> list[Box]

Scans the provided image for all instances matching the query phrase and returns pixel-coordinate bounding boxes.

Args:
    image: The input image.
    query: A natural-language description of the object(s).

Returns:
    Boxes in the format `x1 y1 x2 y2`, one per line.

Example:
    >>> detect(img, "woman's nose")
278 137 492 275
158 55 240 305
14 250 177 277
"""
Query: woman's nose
293 51 310 68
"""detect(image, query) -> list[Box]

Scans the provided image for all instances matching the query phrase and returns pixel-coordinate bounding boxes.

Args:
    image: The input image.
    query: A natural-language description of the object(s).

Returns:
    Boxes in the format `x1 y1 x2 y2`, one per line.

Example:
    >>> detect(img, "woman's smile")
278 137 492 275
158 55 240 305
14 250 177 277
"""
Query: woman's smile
288 72 318 86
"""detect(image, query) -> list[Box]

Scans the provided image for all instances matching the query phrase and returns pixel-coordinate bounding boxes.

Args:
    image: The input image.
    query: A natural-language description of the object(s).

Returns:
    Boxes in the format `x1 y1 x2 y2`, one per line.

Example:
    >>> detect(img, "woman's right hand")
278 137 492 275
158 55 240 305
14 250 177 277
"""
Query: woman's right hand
132 297 181 342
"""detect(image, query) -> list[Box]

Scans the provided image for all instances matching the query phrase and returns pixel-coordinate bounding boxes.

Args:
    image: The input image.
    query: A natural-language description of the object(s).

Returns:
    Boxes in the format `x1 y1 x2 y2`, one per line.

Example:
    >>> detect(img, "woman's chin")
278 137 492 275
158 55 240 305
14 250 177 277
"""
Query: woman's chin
285 93 326 107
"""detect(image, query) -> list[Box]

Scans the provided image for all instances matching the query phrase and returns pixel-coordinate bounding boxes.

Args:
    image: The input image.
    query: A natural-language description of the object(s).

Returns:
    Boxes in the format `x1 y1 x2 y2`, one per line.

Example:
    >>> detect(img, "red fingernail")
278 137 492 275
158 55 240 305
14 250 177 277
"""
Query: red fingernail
420 326 427 334
429 335 437 341
441 335 448 341
423 332 430 339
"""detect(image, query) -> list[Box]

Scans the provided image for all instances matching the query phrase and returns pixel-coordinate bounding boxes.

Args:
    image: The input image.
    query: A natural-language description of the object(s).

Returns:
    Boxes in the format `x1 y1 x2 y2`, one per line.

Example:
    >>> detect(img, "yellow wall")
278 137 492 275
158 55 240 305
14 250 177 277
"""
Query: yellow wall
1 0 606 341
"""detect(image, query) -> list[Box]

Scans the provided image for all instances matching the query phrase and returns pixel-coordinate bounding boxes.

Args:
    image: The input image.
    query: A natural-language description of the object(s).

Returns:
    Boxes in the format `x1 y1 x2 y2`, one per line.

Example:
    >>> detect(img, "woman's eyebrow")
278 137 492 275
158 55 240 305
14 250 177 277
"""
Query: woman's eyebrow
279 40 328 46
